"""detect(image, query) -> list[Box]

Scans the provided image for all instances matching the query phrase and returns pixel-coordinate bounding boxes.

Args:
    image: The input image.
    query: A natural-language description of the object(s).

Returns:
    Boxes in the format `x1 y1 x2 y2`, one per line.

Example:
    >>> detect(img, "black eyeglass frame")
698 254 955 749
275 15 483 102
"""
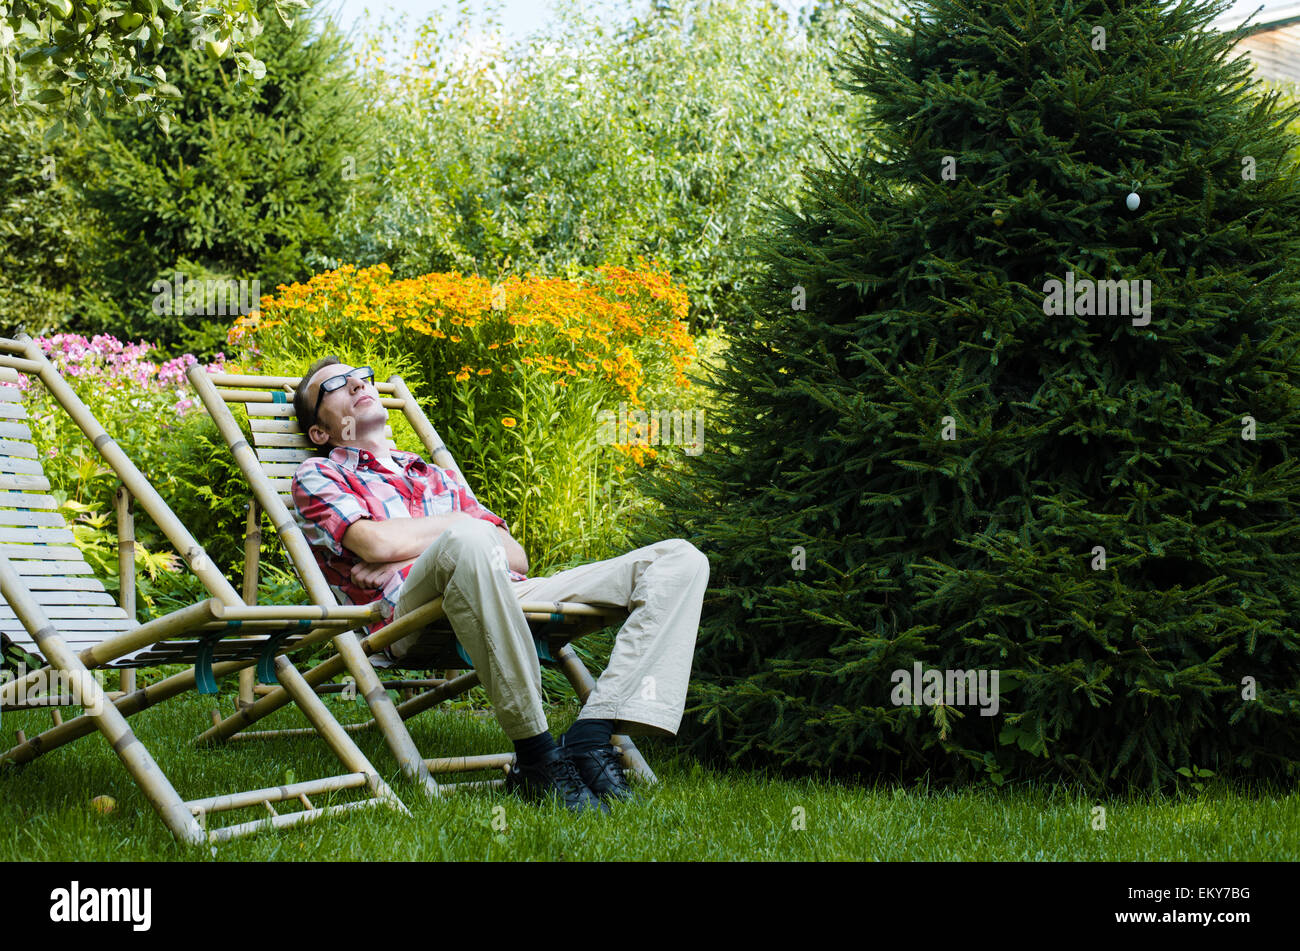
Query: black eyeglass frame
310 365 375 427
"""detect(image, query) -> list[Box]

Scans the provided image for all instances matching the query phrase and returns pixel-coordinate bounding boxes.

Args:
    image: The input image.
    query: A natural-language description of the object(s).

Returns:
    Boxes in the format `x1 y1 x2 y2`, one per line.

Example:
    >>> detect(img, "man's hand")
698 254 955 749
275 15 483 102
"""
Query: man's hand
350 559 413 590
496 525 528 575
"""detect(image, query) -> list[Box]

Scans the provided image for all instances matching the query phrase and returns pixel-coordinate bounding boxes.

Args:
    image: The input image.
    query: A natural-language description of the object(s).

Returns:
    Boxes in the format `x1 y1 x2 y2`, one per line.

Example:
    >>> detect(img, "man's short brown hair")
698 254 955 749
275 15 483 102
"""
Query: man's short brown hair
295 355 341 455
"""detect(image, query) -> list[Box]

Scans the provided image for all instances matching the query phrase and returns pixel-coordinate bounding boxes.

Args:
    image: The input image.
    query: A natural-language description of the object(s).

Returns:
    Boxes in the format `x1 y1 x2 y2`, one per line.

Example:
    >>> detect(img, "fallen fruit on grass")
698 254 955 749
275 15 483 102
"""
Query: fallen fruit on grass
90 795 116 814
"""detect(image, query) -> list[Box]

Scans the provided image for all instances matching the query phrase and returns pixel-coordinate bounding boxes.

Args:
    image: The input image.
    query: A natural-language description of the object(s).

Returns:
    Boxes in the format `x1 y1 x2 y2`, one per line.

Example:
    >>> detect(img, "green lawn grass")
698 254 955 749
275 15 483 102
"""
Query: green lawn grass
2 690 1296 861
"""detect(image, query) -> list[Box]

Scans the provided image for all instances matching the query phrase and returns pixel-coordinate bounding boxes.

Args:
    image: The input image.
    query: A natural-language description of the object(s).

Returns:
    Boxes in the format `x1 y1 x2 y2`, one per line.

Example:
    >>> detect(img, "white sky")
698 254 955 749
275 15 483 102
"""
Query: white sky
322 0 588 42
1217 0 1300 25
319 0 815 45
302 0 1300 78
314 0 1300 46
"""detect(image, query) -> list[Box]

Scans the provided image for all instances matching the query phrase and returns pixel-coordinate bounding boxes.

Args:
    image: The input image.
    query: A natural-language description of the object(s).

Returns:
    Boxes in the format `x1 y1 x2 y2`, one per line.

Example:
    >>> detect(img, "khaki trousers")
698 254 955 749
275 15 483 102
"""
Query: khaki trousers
389 517 708 741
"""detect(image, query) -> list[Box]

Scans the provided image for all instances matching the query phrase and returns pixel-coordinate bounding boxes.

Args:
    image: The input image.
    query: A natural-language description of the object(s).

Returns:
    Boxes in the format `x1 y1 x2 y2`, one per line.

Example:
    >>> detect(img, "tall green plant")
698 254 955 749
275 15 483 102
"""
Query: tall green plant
332 0 879 330
237 262 700 575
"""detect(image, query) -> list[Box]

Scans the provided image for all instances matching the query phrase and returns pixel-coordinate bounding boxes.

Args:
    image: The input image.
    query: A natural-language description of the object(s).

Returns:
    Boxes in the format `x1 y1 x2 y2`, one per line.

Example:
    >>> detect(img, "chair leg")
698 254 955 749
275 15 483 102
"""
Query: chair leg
391 671 480 721
7 658 254 766
237 667 257 710
0 560 207 845
90 670 208 845
553 643 659 785
316 631 441 799
272 656 411 812
197 632 440 797
197 651 350 744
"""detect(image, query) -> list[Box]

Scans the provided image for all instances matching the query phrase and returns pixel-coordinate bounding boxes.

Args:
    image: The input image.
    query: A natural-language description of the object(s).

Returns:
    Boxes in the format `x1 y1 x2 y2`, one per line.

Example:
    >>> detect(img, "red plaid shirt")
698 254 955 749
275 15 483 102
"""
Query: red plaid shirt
291 446 525 631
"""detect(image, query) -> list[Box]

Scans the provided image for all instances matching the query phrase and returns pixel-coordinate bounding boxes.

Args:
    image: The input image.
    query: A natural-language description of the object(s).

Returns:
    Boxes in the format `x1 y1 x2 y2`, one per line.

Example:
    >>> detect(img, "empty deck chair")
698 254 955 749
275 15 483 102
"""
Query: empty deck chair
186 365 659 791
0 336 409 843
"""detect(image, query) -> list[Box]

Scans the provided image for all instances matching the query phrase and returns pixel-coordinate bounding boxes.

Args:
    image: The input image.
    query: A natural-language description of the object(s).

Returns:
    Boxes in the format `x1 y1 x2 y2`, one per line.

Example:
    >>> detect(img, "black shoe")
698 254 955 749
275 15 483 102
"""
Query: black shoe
505 746 608 814
563 742 635 803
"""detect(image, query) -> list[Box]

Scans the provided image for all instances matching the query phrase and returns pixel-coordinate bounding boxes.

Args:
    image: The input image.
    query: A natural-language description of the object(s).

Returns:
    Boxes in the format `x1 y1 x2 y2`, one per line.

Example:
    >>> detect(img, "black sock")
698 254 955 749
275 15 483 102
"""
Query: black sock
513 730 558 766
562 717 614 754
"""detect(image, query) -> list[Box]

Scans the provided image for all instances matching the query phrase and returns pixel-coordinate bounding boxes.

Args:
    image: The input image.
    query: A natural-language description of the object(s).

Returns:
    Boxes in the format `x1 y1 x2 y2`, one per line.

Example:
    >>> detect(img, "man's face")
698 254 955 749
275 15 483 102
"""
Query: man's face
304 363 385 448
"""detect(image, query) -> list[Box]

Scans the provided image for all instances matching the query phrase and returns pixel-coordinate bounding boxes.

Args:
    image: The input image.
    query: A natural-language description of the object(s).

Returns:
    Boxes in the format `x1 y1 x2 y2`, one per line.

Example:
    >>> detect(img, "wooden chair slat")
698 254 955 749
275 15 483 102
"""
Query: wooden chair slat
0 383 22 404
0 474 52 492
250 418 393 438
28 590 116 606
231 391 404 409
0 605 129 621
210 371 400 392
0 543 83 560
260 463 308 477
134 636 305 657
249 418 302 433
0 403 28 420
252 433 395 453
252 432 312 447
4 636 104 656
0 617 136 632
0 439 38 459
0 456 45 475
0 510 67 528
7 559 95 576
0 527 75 544
245 403 297 418
11 574 104 590
256 448 315 463
0 492 59 510
0 421 33 440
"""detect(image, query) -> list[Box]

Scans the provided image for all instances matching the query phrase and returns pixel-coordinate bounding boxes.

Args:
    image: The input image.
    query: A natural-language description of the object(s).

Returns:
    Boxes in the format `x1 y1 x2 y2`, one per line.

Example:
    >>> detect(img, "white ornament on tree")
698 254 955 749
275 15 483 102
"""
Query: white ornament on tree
1126 191 1140 211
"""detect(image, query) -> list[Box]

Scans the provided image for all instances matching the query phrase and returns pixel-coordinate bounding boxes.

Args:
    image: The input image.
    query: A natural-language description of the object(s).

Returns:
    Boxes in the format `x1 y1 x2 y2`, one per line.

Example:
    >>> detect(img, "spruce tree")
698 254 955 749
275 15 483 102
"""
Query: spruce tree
76 0 375 354
644 0 1300 789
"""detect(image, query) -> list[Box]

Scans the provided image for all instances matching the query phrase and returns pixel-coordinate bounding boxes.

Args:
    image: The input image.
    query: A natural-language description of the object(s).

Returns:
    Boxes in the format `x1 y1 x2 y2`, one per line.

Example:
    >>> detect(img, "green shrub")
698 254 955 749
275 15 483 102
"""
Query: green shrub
75 0 378 354
0 110 126 339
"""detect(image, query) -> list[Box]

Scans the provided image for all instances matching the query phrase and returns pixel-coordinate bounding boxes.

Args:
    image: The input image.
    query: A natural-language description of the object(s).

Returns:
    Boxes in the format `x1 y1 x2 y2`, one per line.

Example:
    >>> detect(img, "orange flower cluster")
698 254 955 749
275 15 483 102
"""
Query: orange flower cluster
232 261 695 404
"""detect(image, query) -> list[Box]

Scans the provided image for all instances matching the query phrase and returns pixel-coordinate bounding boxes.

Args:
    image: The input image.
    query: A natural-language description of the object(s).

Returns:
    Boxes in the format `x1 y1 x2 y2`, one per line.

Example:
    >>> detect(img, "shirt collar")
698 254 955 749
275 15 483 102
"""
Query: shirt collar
326 446 424 473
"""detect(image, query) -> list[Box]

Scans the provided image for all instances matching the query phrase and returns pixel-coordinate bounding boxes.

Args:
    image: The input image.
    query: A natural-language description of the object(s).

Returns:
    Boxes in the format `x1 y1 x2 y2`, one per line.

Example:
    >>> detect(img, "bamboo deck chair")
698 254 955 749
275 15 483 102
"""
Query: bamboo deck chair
0 336 410 844
187 365 659 792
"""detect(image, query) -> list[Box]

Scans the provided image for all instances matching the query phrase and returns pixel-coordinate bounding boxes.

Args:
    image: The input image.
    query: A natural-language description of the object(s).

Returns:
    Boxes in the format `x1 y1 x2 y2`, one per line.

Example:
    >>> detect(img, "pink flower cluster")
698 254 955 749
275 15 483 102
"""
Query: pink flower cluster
34 334 226 416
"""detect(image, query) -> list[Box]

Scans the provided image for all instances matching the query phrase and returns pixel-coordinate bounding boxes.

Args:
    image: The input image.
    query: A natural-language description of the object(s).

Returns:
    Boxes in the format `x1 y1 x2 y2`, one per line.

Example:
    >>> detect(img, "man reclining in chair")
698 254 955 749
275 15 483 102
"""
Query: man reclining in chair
290 357 709 815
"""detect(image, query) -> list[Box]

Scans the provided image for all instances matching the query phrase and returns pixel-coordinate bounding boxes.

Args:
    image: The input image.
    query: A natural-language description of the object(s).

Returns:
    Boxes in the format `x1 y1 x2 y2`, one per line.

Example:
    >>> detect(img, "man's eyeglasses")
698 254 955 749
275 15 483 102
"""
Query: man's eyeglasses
311 366 375 426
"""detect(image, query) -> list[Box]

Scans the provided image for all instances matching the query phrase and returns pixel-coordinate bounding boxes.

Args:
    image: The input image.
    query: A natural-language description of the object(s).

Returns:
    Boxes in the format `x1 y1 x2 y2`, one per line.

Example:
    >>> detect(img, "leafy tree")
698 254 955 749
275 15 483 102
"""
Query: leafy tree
642 0 1300 789
2 0 302 133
